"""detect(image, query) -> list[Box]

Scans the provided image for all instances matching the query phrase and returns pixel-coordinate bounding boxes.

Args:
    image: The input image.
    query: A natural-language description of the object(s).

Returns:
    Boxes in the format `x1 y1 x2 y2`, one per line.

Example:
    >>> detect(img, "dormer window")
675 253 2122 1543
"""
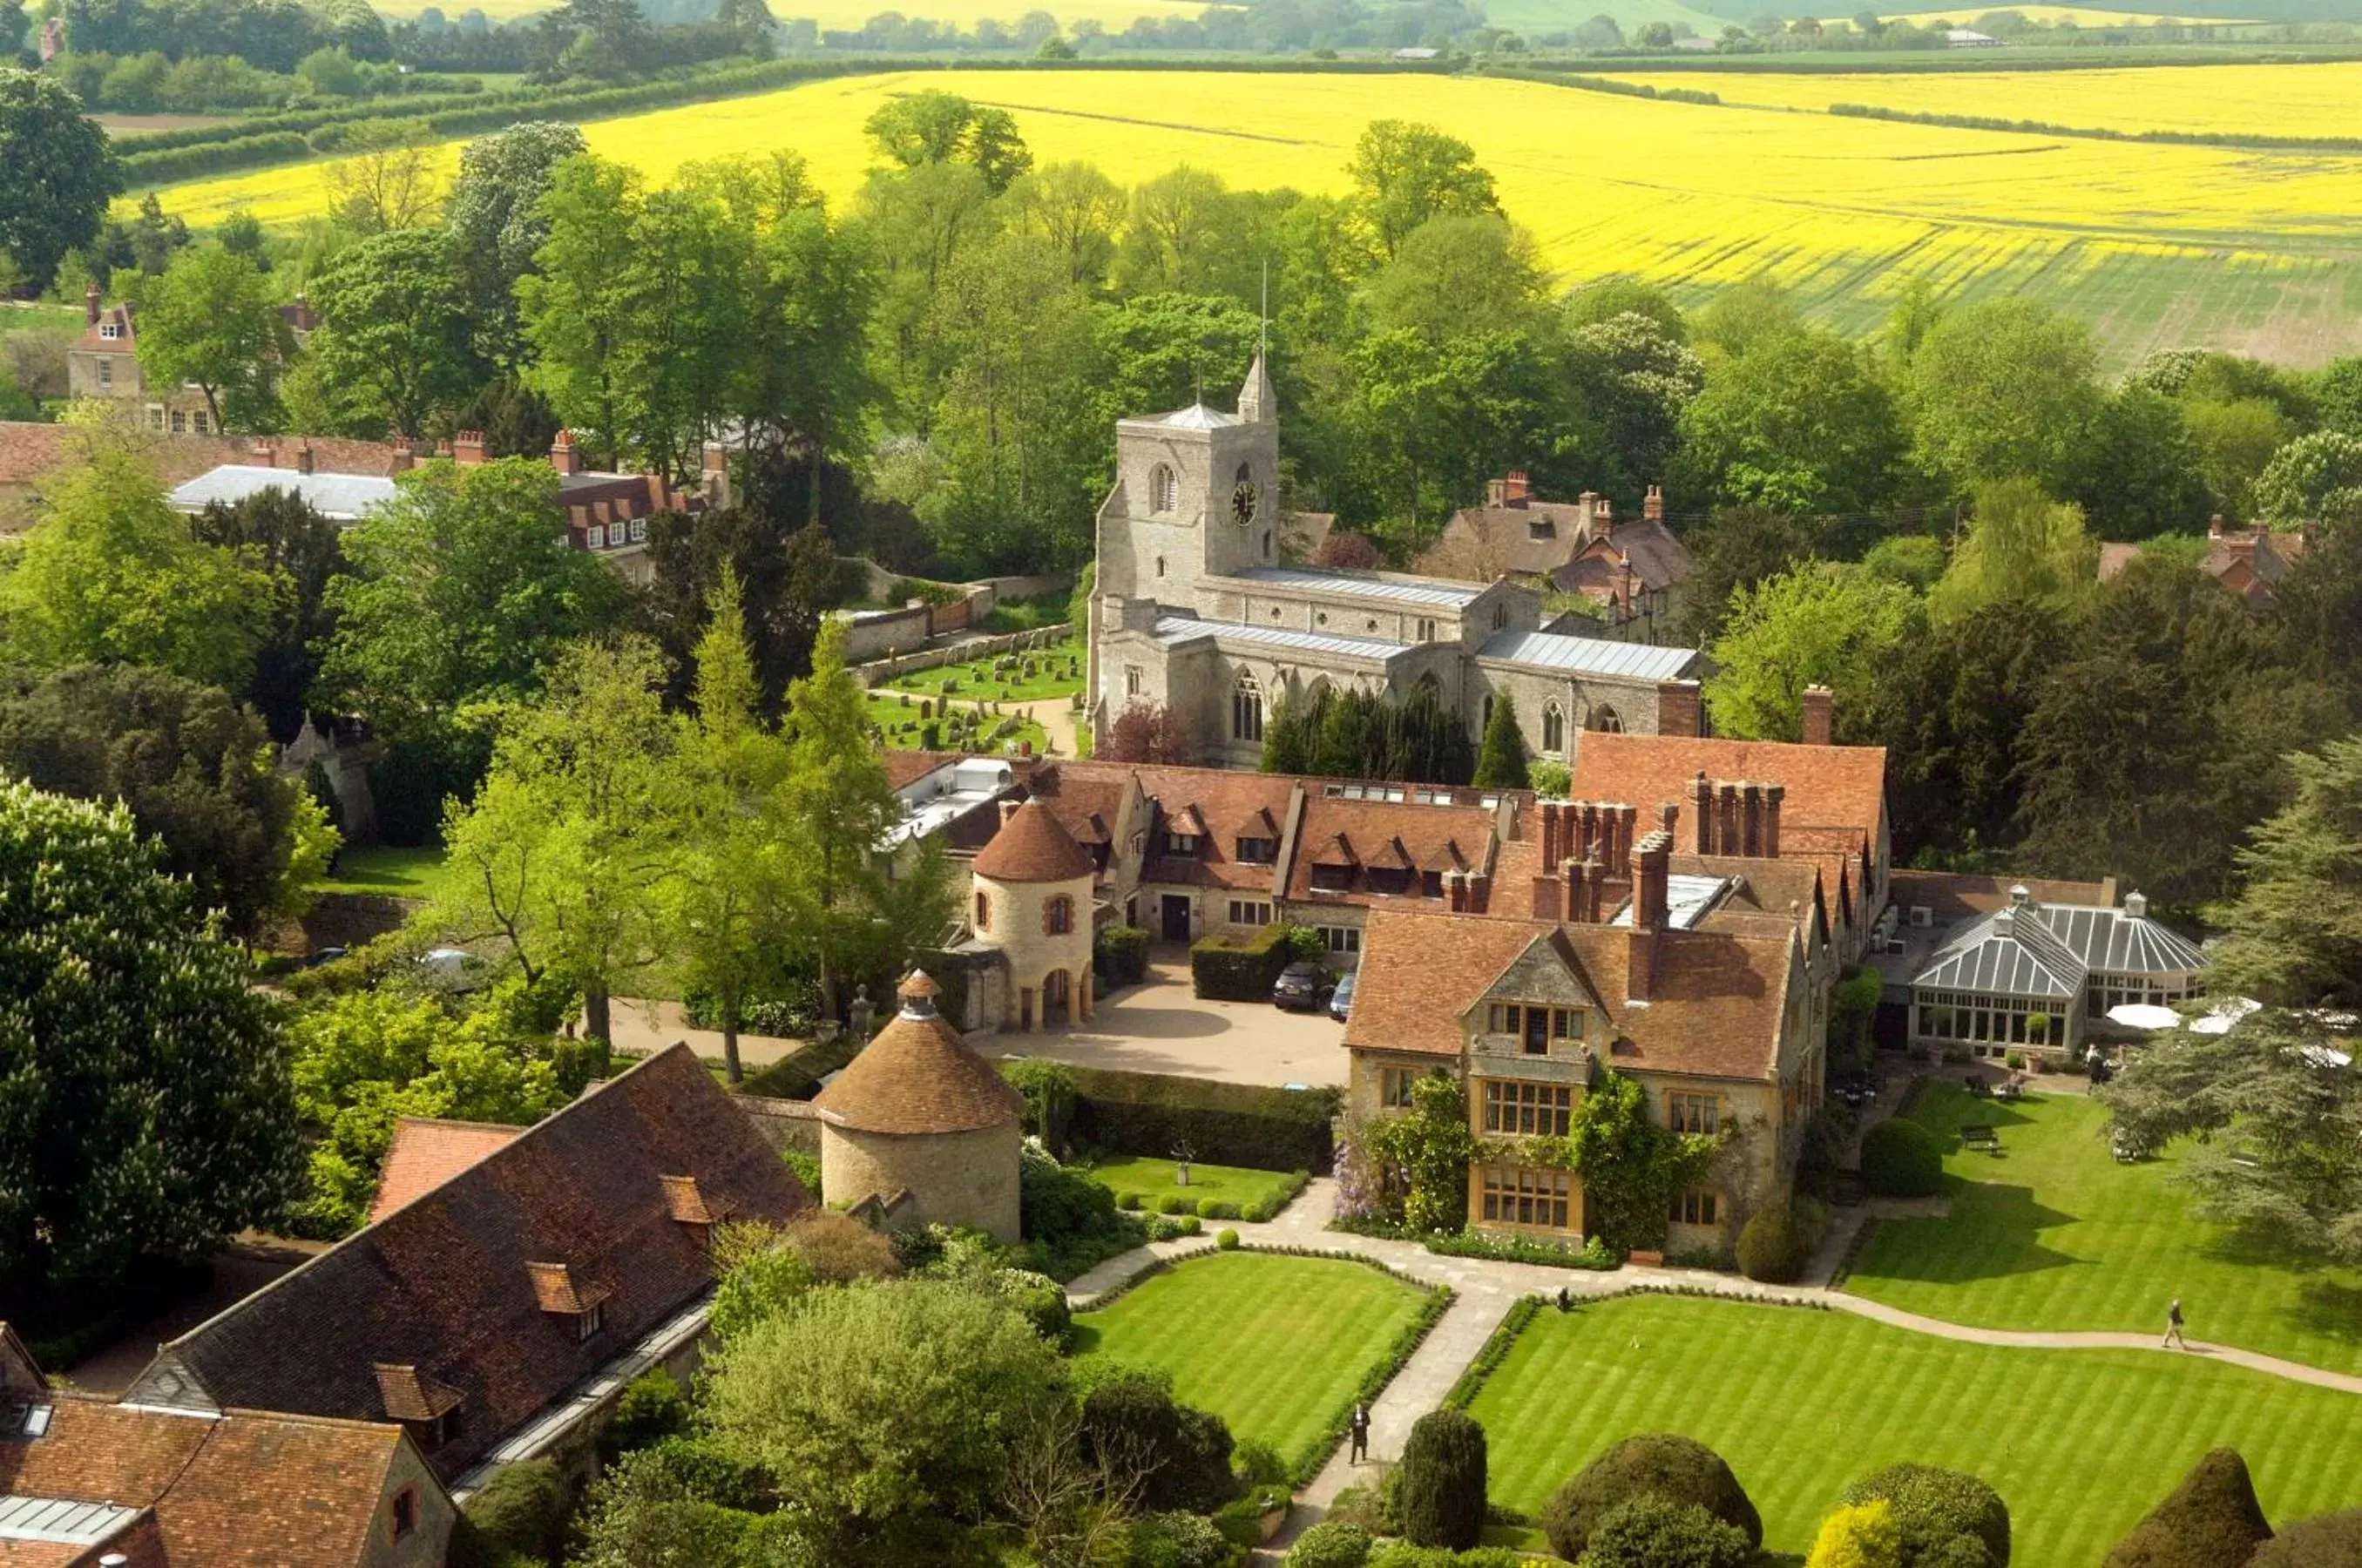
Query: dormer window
1310 862 1352 893
374 1363 464 1449
576 1301 605 1342
1528 518 1554 540
99 322 120 341
1165 832 1200 855
1236 836 1276 863
660 1174 728 1250
526 1261 612 1343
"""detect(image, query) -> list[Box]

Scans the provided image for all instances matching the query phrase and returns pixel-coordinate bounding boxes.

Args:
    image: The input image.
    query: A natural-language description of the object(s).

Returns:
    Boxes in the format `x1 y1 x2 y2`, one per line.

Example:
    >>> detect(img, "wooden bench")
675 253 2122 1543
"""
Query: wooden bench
1960 1124 2001 1154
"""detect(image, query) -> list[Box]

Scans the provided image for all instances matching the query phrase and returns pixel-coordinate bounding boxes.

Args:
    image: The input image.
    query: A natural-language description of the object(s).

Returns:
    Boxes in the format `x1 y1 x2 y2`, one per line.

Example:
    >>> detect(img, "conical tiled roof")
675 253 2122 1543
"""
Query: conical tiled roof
973 799 1096 884
813 972 1025 1135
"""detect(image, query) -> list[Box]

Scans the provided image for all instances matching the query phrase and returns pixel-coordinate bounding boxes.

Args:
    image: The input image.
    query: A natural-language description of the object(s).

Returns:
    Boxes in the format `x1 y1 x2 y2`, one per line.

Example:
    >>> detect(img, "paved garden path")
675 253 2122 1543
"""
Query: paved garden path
1066 1178 2362 1554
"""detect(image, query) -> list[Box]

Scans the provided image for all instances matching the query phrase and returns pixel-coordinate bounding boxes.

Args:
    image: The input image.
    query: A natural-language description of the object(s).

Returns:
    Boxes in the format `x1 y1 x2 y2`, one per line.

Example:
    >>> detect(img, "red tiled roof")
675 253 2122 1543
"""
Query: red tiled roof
1571 732 1887 855
813 974 1024 1135
0 422 407 490
1343 915 1550 1056
1887 868 2113 922
883 751 965 790
367 1119 520 1223
122 1045 809 1480
370 1365 463 1424
972 800 1096 884
1284 796 1495 905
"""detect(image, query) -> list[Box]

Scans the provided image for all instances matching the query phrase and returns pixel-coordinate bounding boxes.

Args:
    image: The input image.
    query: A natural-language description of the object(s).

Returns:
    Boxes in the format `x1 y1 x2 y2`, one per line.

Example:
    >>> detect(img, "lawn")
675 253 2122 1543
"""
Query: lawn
882 642 1085 705
862 688 1049 754
1470 1294 2362 1567
1844 1082 2362 1376
1086 1155 1303 1217
315 843 449 898
1072 1252 1434 1470
144 67 2362 364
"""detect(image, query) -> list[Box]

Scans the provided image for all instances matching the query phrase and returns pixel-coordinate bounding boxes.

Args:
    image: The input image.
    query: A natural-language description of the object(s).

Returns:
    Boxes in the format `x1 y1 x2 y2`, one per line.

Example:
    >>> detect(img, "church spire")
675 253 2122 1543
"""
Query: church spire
1237 348 1276 425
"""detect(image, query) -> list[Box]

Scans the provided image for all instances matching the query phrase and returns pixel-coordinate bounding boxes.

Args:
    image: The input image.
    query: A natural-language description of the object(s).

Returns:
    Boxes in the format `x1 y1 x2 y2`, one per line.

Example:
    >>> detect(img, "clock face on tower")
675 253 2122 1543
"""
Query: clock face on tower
1230 479 1259 527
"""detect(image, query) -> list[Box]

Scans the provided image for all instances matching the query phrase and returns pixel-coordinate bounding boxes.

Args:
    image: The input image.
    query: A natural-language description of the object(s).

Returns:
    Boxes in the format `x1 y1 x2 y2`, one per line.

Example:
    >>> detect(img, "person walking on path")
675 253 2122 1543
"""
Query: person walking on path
2166 1297 2188 1349
1349 1402 1371 1463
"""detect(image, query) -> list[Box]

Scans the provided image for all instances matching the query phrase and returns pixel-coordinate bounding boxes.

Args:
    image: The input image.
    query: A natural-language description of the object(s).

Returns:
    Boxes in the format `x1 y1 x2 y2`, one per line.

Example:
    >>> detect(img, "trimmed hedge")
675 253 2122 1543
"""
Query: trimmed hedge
1049 1062 1342 1172
1096 923 1150 986
2107 1448 2274 1568
1581 1496 1756 1568
1190 921 1298 1001
1289 1522 1374 1568
1736 1198 1827 1284
1844 1463 2011 1568
1541 1434 1763 1562
1861 1117 1945 1199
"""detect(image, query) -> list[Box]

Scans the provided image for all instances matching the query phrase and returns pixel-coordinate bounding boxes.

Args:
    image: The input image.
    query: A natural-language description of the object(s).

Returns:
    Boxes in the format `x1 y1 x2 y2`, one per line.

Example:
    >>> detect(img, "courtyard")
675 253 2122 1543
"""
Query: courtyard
993 956 1350 1087
1845 1082 2362 1375
1465 1292 2362 1565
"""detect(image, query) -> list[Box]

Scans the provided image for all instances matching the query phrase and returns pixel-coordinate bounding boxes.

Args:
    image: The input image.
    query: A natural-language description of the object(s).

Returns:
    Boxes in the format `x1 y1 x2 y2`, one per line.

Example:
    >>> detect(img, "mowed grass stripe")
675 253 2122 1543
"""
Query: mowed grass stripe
1845 1085 2362 1375
1470 1294 2362 1567
1071 1252 1430 1469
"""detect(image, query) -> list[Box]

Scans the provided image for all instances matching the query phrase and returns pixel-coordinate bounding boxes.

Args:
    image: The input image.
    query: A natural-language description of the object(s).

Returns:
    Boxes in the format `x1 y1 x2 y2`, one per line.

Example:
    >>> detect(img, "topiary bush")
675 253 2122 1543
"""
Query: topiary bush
1736 1201 1815 1283
1287 1521 1374 1568
2251 1510 2362 1567
1860 1117 1946 1199
1809 1498 1903 1568
458 1458 565 1565
1398 1409 1488 1549
2106 1447 2274 1568
1844 1463 2011 1567
1580 1494 1758 1568
1540 1434 1763 1562
1217 1227 1241 1250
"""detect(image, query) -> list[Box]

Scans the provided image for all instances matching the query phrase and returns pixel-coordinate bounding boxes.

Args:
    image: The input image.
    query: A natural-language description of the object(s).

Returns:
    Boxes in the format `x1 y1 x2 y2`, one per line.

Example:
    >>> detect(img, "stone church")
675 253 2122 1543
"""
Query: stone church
1087 356 1708 769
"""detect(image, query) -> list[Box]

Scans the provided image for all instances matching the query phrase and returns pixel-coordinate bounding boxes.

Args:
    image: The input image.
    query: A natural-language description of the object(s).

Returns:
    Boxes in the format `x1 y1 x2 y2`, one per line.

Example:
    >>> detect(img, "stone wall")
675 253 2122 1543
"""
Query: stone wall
821 1121 1022 1240
362 1435 457 1568
855 625 1071 686
734 1093 823 1158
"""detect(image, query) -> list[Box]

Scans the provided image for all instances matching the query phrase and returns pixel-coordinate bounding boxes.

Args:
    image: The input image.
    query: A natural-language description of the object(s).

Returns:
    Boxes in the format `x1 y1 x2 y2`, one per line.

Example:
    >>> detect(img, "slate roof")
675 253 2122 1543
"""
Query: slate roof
0 1396 419 1568
121 1045 809 1479
368 1119 521 1224
1478 630 1700 681
1228 566 1483 609
1154 616 1406 664
1554 518 1695 600
1428 499 1601 578
973 799 1097 884
1886 868 2113 923
165 466 398 522
811 974 1024 1135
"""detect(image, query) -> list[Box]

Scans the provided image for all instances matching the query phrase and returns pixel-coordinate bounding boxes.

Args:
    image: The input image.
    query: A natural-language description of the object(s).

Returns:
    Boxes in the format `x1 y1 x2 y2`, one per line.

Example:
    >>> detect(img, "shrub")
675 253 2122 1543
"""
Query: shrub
1161 1193 1190 1214
1198 1197 1241 1220
985 1266 1072 1347
2251 1510 2362 1567
1737 1199 1827 1284
1097 923 1151 986
1235 1437 1289 1485
1844 1463 2010 1567
459 1459 565 1564
1368 1550 1526 1568
1582 1495 1757 1568
1529 760 1572 798
1077 1365 1238 1514
1191 922 1298 1001
783 1211 904 1283
2107 1449 2274 1568
599 1369 687 1461
1052 1062 1340 1171
1288 1521 1374 1568
1004 1058 1078 1150
1860 1118 1945 1199
1177 1214 1202 1235
782 1148 821 1200
1398 1409 1487 1550
1017 1145 1145 1280
1131 1510 1236 1568
1120 1191 1144 1210
1217 1227 1241 1250
1540 1434 1763 1561
1810 1499 1905 1568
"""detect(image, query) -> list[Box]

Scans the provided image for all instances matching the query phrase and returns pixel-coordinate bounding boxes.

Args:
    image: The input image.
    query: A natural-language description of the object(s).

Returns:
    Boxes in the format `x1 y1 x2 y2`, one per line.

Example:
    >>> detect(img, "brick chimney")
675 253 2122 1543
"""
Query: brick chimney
1644 483 1664 524
1741 782 1763 857
85 282 101 327
1716 783 1739 859
1539 801 1561 869
249 439 275 468
1627 828 1671 1001
1505 470 1529 506
1763 783 1783 858
1656 679 1702 738
452 429 487 465
1800 685 1834 747
1595 497 1614 538
2209 513 2225 540
701 441 730 506
551 429 582 476
388 449 413 476
294 443 315 476
1691 771 1713 855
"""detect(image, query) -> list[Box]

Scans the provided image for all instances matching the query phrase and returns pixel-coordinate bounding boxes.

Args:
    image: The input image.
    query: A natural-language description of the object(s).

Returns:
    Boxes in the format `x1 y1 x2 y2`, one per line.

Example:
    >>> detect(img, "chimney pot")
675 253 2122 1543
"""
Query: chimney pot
85 282 101 326
2210 513 2225 538
453 429 487 465
1800 685 1835 747
295 443 315 476
551 429 581 476
1644 483 1664 524
1691 770 1714 855
1741 781 1763 857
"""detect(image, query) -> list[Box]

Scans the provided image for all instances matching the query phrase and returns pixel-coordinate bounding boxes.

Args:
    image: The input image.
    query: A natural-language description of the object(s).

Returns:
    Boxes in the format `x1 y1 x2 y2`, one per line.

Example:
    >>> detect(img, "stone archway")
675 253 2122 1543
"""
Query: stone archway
1042 968 1072 1027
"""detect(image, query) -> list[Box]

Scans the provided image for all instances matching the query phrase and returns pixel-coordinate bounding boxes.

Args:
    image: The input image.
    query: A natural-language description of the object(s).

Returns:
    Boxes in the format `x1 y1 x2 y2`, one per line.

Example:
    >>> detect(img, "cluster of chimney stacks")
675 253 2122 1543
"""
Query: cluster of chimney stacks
1689 771 1784 859
1441 868 1492 913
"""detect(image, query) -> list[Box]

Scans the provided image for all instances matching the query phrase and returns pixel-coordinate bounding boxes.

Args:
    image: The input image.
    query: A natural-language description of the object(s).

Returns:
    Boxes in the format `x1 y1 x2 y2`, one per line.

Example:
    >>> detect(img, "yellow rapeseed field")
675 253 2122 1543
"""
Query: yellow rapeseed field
1877 6 2238 24
373 0 1228 24
143 68 2362 362
1616 60 2362 139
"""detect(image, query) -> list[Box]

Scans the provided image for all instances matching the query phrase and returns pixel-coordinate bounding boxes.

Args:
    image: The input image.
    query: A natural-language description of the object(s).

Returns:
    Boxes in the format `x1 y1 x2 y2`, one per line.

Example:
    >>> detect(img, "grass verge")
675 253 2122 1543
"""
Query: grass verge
315 843 448 898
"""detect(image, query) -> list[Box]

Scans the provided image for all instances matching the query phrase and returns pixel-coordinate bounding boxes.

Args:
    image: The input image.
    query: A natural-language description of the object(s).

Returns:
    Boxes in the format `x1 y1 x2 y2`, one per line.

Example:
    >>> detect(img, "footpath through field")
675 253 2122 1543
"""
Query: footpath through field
1064 1177 2362 1551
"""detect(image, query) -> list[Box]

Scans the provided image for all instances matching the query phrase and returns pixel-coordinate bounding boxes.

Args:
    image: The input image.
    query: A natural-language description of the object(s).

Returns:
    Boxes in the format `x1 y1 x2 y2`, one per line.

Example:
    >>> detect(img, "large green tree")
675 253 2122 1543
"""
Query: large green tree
1905 299 2101 493
1926 476 2095 626
2254 430 2362 532
445 120 590 365
864 90 1032 193
133 244 292 433
0 781 296 1307
2207 734 2362 1010
1675 327 1907 524
1344 118 1500 260
0 68 120 292
188 485 348 743
1702 564 1920 742
289 226 480 441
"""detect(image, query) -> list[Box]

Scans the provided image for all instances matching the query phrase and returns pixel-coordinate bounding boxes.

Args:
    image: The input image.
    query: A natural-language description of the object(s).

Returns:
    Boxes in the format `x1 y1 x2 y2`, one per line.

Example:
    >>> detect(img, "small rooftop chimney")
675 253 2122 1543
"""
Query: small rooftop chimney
452 429 487 465
85 281 100 327
2210 513 2226 539
551 429 581 476
1504 470 1529 505
1644 483 1664 524
1800 685 1834 747
1595 497 1614 537
2124 889 2149 919
1627 828 1672 1001
897 970 940 1020
1656 679 1703 739
2010 883 2030 908
294 443 315 476
1690 770 1713 855
1763 783 1783 858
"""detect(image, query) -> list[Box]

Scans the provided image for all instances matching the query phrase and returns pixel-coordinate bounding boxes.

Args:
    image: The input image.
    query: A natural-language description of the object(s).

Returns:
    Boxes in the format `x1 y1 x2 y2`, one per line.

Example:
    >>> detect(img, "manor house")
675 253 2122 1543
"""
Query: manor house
1087 356 1708 768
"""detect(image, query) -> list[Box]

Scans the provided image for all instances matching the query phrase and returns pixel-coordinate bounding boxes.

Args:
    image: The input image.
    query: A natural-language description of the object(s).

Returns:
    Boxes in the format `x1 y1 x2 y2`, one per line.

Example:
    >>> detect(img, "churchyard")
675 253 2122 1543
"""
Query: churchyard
859 640 1084 754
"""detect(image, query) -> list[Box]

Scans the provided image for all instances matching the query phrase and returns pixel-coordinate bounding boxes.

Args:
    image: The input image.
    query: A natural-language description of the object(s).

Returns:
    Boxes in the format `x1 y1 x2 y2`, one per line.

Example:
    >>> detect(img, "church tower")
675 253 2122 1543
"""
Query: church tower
1093 352 1281 608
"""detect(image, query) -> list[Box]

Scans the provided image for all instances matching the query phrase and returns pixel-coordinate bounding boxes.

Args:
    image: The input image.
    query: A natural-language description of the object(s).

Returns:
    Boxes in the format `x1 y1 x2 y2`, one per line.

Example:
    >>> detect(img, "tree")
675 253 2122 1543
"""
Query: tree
1096 291 1261 428
0 69 121 293
2254 430 2362 531
1809 1500 1905 1568
133 244 291 432
1927 477 2095 625
1472 692 1531 790
1398 1409 1486 1550
1117 166 1233 297
2207 736 2362 1010
1675 327 1907 522
187 484 346 744
0 781 296 1308
2105 1448 2274 1568
700 1279 1067 1559
1562 276 1687 341
519 153 641 464
322 118 441 235
1074 1365 1235 1513
1361 213 1547 346
1675 504 1815 645
291 226 479 440
665 571 792 1082
1102 702 1191 766
2319 356 2362 436
864 90 1032 192
2183 395 2291 521
1584 1496 1759 1568
445 120 589 364
1005 160 1126 287
1842 1463 2009 1568
1905 299 2101 493
1345 119 1500 260
1565 309 1705 494
0 664 337 944
3 408 268 691
2065 385 2210 540
1540 1434 1763 1563
1702 564 1920 742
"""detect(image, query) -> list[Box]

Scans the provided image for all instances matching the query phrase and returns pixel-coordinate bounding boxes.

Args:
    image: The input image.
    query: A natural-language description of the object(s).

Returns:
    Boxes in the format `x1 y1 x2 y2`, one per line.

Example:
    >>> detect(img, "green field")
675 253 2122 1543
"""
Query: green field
1846 1083 2362 1375
315 843 450 898
1072 1253 1434 1470
1469 1294 2362 1566
1087 1156 1303 1216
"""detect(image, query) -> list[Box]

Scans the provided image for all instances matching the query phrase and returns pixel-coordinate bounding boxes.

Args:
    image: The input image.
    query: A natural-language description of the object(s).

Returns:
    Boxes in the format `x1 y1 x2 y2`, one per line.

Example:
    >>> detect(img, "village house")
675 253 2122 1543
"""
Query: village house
0 421 406 533
118 1045 809 1497
65 283 315 436
0 1325 455 1568
1418 474 1695 645
1087 356 1707 767
2099 514 2312 611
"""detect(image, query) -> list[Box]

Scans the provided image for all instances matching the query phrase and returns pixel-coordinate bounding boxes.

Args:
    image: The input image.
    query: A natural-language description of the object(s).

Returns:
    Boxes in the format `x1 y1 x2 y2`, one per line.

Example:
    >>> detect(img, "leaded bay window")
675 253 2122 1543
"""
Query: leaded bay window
1480 1166 1573 1230
1483 1079 1572 1137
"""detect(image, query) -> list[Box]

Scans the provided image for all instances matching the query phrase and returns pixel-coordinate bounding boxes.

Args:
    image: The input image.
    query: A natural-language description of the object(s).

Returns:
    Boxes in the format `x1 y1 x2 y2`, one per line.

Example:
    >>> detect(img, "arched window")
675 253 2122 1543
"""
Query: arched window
1233 672 1264 742
1151 464 1178 513
1591 705 1623 734
974 889 991 930
1044 895 1073 936
1543 702 1566 756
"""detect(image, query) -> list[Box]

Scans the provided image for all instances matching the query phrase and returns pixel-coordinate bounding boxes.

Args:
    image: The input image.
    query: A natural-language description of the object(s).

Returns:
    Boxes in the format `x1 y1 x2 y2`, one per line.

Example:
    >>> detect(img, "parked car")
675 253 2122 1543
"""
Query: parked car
418 947 489 993
1328 967 1357 1023
1272 961 1333 1011
300 945 348 970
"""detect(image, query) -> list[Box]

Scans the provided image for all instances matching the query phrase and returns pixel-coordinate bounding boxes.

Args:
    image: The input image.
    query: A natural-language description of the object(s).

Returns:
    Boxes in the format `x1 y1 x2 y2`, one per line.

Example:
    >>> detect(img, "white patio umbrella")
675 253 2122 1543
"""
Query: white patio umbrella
2106 1003 2183 1031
